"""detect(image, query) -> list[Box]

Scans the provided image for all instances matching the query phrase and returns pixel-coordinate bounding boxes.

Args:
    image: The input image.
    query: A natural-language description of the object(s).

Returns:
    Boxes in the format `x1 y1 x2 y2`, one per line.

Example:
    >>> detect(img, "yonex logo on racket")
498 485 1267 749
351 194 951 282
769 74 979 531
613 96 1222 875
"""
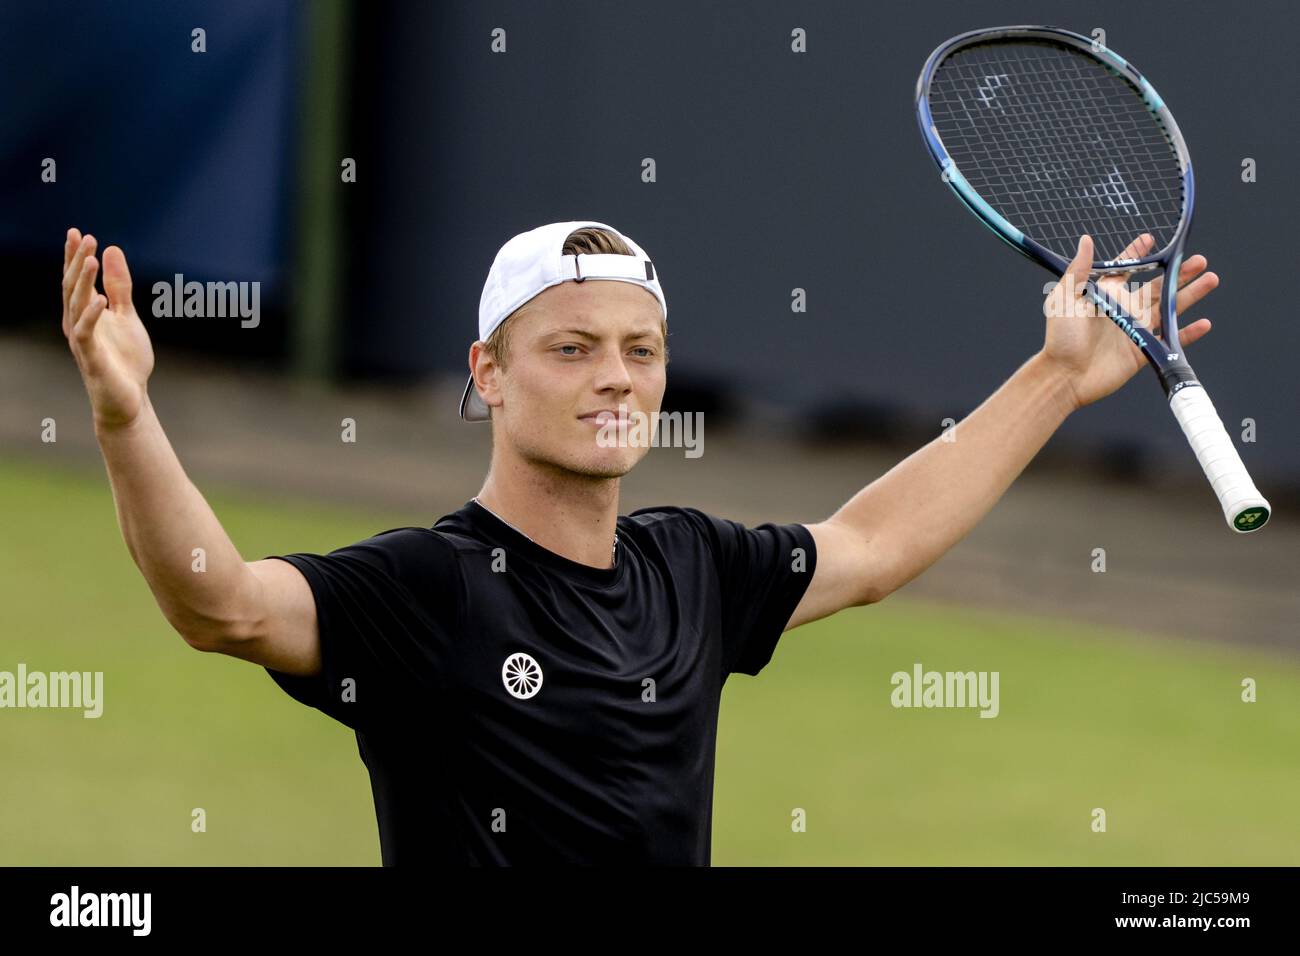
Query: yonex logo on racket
1237 510 1266 529
975 74 1010 108
1078 167 1140 216
1084 292 1146 347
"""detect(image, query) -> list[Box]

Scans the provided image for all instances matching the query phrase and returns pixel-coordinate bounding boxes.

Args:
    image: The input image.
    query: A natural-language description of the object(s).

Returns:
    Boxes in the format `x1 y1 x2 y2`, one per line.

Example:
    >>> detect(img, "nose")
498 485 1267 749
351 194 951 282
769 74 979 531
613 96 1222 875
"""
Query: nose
591 347 634 400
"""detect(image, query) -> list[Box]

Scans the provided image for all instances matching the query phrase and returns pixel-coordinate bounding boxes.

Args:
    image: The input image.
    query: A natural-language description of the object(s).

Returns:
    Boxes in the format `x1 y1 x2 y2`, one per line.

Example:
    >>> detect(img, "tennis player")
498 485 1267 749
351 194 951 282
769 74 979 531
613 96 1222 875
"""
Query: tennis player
60 219 1218 864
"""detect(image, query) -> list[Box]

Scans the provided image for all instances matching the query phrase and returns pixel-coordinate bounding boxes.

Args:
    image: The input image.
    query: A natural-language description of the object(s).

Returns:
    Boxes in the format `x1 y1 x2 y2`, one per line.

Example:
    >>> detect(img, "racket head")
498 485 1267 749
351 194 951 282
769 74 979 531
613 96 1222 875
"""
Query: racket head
916 26 1194 277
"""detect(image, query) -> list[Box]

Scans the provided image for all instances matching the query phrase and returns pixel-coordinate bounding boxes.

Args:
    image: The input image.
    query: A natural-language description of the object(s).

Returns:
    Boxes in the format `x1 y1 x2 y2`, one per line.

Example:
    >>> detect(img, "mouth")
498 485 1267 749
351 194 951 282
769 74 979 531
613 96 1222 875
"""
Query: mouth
578 409 632 427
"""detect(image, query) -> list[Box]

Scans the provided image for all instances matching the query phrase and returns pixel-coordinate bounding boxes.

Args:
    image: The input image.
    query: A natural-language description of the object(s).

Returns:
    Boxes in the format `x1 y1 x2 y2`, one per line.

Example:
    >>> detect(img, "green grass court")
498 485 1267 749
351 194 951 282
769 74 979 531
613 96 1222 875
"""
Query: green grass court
3 456 1297 865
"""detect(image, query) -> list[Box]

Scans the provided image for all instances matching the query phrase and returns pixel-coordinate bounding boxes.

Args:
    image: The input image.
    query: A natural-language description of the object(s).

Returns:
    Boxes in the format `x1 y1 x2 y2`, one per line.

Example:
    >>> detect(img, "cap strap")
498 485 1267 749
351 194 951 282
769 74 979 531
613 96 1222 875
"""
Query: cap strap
560 253 656 283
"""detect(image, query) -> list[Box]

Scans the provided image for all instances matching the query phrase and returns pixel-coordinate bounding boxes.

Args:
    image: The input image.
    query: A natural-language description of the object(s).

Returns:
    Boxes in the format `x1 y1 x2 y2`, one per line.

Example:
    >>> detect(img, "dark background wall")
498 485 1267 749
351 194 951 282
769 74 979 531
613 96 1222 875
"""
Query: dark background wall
3 0 1295 486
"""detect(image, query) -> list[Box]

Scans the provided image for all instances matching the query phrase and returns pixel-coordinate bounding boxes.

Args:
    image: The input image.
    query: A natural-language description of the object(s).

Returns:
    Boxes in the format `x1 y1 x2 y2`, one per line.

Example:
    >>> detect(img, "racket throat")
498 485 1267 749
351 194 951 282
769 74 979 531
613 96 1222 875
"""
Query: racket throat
1158 360 1199 398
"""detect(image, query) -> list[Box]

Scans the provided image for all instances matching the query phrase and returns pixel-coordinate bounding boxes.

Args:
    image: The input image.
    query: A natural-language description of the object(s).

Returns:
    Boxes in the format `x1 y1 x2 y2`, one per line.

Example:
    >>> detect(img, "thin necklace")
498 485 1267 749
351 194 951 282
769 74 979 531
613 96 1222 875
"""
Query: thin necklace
472 497 618 565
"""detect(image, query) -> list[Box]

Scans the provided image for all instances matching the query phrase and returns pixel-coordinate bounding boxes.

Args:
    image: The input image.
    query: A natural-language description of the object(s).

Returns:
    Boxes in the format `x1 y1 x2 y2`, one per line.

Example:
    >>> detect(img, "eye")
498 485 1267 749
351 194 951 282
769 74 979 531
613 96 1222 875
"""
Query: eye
630 346 655 358
555 344 581 356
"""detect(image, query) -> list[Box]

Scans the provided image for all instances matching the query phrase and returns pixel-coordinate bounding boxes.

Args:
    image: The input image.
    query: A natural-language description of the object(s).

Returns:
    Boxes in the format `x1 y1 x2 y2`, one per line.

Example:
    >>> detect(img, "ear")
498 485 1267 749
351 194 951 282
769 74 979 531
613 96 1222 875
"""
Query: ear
468 341 502 412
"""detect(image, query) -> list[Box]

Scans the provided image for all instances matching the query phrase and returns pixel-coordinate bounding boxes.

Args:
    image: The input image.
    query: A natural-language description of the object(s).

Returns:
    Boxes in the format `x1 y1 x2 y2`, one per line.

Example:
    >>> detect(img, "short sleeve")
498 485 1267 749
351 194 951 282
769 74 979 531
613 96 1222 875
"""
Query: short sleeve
682 508 817 678
262 527 461 731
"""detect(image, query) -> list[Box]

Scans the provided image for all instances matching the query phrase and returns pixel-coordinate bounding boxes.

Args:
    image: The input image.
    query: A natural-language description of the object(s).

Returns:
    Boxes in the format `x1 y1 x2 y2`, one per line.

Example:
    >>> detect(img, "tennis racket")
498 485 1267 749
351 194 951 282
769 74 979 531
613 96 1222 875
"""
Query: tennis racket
915 25 1270 533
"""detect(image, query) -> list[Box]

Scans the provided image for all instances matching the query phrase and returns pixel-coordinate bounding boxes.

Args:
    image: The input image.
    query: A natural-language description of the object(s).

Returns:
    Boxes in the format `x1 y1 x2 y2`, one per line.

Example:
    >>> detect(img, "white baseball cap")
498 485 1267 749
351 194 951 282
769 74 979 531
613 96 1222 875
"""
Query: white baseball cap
460 220 668 422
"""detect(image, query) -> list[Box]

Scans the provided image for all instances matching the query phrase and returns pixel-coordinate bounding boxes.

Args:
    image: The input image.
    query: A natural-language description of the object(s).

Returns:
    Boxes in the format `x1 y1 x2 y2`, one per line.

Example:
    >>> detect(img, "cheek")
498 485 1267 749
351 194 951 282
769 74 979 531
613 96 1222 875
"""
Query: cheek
638 366 668 404
510 361 559 402
509 362 582 427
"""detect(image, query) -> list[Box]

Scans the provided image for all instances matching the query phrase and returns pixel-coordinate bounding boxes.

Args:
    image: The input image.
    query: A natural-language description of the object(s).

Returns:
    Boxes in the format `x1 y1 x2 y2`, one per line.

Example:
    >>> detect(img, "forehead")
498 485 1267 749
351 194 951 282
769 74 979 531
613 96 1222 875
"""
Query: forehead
518 279 662 331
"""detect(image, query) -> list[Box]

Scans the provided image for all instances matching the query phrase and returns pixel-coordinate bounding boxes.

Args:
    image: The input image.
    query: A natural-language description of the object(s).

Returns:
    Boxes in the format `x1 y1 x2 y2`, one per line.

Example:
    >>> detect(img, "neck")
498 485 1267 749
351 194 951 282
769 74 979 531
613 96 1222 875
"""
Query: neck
475 449 621 571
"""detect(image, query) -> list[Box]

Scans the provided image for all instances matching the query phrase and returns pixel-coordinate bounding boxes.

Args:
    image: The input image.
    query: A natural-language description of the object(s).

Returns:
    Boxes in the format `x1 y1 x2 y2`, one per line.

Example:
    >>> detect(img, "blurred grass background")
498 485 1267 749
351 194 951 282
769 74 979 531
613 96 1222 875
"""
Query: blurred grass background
3 454 1297 865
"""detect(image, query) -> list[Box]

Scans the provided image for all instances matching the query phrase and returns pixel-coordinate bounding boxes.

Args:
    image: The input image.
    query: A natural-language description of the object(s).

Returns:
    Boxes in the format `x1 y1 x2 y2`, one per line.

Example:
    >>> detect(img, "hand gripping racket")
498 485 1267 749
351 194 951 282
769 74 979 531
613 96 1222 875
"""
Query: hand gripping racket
916 25 1270 533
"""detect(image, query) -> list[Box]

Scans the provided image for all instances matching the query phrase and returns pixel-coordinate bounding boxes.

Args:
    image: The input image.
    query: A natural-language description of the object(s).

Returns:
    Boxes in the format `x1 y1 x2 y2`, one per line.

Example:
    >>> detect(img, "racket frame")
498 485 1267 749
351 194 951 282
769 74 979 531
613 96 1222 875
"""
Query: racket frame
917 25 1197 392
915 25 1270 533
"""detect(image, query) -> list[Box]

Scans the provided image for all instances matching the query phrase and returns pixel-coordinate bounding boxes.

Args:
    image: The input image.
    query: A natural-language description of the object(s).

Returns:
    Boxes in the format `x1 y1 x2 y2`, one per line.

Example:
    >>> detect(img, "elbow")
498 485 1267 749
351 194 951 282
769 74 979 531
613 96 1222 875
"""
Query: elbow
168 571 266 654
852 553 906 605
182 633 226 654
172 612 256 655
176 622 231 654
858 539 907 605
856 581 893 607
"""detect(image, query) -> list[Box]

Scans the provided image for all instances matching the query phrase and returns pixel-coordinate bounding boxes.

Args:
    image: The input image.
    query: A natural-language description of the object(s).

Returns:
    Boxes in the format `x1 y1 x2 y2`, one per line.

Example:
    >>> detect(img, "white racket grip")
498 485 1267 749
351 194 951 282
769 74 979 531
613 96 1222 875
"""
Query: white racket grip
1168 386 1271 532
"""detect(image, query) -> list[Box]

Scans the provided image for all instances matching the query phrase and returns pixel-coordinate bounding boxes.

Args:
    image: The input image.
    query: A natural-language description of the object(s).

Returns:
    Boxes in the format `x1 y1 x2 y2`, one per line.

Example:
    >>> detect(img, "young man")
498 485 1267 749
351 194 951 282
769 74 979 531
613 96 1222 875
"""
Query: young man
59 218 1218 864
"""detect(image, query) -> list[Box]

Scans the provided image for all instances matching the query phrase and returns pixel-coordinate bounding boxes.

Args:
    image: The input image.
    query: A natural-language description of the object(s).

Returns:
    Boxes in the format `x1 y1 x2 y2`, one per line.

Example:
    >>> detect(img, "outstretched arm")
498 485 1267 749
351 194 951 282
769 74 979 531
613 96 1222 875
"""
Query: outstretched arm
785 233 1220 630
61 228 319 674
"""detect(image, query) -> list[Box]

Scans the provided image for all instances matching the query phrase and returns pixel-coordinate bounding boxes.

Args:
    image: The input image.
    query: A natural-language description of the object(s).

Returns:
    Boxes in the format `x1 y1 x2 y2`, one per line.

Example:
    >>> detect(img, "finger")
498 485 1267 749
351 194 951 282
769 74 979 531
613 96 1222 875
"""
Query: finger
72 293 108 355
69 255 100 324
63 228 82 278
1064 234 1095 298
1174 271 1219 316
1177 318 1211 348
1116 232 1155 263
62 234 96 312
1044 234 1095 319
1141 254 1208 306
1096 233 1154 290
101 246 135 314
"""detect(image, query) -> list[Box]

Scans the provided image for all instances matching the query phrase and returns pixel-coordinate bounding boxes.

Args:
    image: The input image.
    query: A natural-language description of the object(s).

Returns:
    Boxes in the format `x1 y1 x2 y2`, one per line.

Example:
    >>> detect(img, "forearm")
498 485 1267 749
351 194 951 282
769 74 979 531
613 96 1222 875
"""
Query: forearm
832 351 1077 595
95 395 260 644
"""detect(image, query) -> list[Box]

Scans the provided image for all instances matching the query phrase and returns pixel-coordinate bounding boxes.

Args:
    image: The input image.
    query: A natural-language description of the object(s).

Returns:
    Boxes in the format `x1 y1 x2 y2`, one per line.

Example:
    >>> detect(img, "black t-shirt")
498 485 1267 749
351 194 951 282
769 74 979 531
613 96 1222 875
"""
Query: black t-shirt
264 498 816 865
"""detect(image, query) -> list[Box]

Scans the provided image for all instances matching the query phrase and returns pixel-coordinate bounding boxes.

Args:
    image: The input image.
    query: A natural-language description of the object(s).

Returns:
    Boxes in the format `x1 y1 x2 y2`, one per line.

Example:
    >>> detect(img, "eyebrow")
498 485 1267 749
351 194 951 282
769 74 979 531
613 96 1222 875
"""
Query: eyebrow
543 327 662 341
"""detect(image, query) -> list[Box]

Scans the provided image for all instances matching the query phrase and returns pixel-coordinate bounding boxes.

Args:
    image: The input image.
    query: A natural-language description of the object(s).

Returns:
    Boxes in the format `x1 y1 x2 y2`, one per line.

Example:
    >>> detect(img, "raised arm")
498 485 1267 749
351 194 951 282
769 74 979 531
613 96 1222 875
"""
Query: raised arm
786 234 1220 630
61 228 320 674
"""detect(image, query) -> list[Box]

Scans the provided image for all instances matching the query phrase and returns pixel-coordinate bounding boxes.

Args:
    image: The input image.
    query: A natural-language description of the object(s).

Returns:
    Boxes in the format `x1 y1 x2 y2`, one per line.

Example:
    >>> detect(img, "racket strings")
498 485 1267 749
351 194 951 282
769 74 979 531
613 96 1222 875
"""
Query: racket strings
928 41 1185 261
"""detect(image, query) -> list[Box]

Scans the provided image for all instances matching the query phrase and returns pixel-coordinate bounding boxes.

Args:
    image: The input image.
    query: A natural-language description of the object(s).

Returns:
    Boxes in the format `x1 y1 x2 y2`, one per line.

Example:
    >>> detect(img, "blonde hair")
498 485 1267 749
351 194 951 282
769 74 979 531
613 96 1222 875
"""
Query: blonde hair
482 226 669 373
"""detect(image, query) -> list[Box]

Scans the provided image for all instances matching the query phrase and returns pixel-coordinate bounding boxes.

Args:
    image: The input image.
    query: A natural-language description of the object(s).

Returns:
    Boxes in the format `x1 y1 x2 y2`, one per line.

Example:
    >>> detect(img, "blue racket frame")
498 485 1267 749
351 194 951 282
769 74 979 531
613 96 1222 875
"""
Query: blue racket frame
915 25 1199 396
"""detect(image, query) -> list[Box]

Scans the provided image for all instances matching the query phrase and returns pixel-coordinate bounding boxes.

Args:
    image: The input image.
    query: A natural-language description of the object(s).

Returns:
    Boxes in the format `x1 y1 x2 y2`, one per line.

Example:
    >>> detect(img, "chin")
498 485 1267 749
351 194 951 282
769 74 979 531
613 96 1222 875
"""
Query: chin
568 440 646 479
572 451 639 479
512 437 633 479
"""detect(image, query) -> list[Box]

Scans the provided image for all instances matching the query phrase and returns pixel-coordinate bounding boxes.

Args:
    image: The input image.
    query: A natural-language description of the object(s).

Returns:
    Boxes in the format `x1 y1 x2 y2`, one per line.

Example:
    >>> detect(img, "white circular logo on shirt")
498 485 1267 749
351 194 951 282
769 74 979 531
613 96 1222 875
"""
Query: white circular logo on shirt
502 652 543 699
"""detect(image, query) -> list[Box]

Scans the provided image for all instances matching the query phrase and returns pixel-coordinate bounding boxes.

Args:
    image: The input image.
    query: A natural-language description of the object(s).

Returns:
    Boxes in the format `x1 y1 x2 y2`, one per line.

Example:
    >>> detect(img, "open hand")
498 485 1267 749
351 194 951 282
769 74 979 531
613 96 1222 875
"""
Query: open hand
1040 233 1219 409
61 228 155 429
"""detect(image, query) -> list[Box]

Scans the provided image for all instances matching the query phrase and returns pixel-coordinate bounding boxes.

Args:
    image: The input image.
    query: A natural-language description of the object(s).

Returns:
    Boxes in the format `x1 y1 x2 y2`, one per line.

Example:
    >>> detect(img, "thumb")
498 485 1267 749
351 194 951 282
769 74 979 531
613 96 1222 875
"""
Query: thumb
101 246 135 313
1064 234 1094 299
